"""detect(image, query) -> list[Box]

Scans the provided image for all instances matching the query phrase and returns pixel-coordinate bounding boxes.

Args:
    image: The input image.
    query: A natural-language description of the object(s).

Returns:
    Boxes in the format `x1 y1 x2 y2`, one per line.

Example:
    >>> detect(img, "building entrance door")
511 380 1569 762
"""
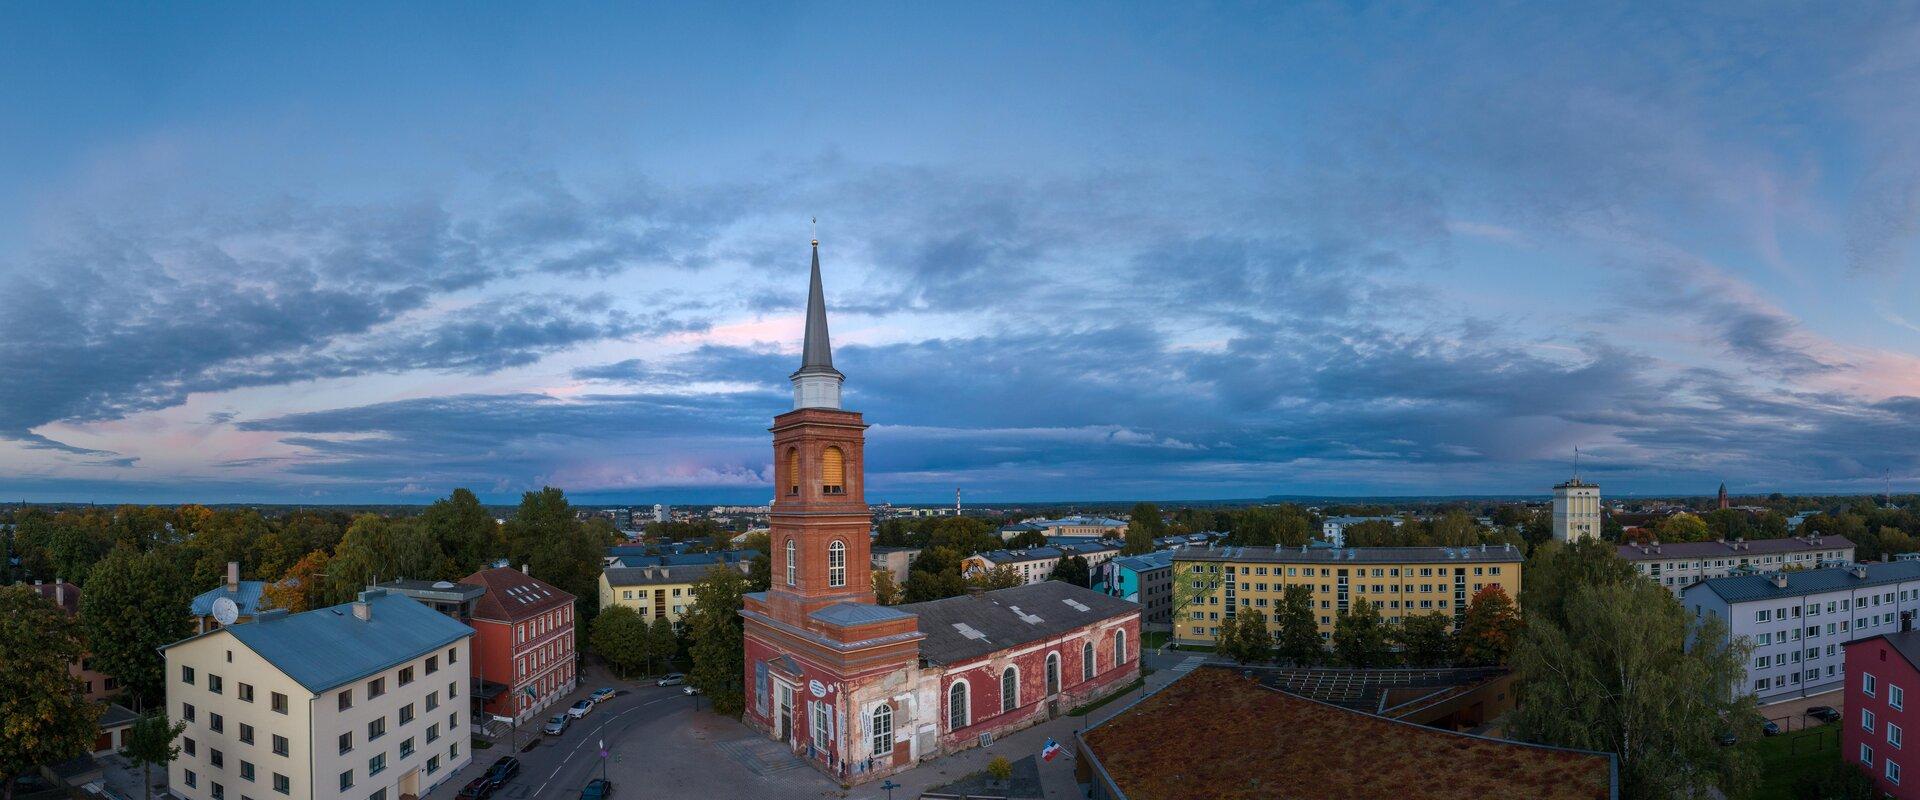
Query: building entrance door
399 768 420 800
778 683 795 743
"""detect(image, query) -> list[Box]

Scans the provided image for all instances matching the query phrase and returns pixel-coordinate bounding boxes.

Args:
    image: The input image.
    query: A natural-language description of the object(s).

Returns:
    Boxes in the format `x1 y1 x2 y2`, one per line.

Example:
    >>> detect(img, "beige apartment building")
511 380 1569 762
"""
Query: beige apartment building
600 561 750 623
162 589 473 800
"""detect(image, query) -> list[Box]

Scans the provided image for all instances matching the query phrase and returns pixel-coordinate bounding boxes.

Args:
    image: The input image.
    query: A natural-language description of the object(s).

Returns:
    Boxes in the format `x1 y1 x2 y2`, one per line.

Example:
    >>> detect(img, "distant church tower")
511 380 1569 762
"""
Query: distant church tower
1552 452 1601 543
1718 482 1730 510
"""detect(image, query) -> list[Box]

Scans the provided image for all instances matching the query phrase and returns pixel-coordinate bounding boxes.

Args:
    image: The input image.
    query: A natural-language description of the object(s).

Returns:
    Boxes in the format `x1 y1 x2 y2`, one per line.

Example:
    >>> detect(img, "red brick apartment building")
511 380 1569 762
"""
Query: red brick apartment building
465 567 578 724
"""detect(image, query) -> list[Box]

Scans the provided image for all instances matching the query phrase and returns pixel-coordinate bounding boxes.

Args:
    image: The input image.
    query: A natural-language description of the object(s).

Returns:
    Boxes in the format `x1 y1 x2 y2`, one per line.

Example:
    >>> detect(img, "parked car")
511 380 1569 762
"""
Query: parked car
580 779 613 800
568 699 594 718
1761 720 1782 736
1715 731 1738 747
485 757 521 785
589 687 617 704
457 777 497 800
544 715 570 735
1808 706 1842 723
683 685 701 696
658 673 686 686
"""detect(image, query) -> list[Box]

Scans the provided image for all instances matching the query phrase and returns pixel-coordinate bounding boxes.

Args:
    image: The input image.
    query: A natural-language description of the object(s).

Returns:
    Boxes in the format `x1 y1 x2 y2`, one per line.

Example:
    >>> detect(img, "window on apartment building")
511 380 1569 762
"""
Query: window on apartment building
426 692 439 711
210 713 224 733
428 756 441 775
183 771 196 789
368 677 385 699
209 675 223 694
272 736 287 757
1867 673 1879 697
426 655 438 675
340 770 353 791
450 681 458 699
369 717 386 740
339 689 353 711
401 738 415 759
182 703 195 722
340 732 352 754
239 724 254 745
449 711 459 730
184 738 195 756
238 683 254 702
240 761 254 782
1865 708 1878 733
1895 685 1906 711
427 724 439 743
448 647 458 665
399 666 415 687
212 783 224 800
400 704 415 725
1891 723 1904 750
1757 610 1771 623
271 693 287 714
1863 744 1876 766
272 775 289 795
211 749 224 769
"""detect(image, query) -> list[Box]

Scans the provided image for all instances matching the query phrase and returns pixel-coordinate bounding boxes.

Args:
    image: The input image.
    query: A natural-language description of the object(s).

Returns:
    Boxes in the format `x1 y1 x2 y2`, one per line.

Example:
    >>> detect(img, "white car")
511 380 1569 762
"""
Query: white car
567 700 594 719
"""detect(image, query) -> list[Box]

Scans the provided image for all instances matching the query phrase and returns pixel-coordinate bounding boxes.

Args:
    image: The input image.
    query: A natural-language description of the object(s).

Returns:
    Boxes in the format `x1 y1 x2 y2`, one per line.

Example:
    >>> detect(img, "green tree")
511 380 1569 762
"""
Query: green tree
261 549 330 614
1654 512 1711 543
1508 580 1754 799
1455 584 1522 666
685 564 751 715
590 605 648 678
1791 759 1881 800
1394 612 1453 667
903 546 969 603
326 515 437 605
1007 529 1049 549
872 569 902 605
1229 608 1273 663
1 585 104 800
1228 505 1313 547
1048 554 1091 588
966 564 1024 591
1273 584 1323 666
120 712 186 800
81 544 192 709
421 488 501 579
501 488 607 637
1520 538 1638 630
1123 502 1164 555
1332 598 1393 668
645 615 680 675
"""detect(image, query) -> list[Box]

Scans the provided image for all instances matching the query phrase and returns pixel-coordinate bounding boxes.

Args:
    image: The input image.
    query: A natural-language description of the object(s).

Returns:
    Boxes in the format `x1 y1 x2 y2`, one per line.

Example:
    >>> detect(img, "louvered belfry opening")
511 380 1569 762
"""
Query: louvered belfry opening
821 446 845 494
786 448 800 495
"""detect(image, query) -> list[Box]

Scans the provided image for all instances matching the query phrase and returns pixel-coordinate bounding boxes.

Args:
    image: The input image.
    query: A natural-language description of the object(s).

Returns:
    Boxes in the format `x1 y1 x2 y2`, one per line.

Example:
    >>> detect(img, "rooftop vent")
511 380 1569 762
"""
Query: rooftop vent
952 622 988 640
1771 573 1789 589
1062 598 1090 612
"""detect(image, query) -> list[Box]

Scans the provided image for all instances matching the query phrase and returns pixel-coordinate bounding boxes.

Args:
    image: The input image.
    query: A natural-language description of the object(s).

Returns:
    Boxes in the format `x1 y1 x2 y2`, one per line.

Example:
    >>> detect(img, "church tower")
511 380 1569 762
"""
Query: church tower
763 238 876 620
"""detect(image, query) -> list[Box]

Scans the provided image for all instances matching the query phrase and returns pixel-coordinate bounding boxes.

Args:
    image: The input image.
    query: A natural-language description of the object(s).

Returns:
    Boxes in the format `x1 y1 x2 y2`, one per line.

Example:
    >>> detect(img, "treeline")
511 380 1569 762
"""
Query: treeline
0 487 617 711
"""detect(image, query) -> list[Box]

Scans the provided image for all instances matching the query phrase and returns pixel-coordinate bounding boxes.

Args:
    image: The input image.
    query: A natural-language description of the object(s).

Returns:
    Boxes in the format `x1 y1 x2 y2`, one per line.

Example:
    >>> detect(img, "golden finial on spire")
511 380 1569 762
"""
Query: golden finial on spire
811 216 818 247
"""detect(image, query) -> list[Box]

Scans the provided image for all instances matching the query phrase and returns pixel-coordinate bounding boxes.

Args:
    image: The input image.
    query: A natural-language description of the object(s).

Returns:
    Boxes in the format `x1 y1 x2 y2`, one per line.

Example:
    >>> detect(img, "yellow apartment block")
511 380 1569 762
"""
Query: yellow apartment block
599 562 751 624
1170 544 1524 647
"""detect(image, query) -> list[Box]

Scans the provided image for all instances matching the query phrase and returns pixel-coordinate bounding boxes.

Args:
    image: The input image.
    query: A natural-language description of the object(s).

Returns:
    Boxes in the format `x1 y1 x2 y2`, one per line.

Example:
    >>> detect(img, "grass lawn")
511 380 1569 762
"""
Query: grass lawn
1746 725 1840 800
1142 630 1174 651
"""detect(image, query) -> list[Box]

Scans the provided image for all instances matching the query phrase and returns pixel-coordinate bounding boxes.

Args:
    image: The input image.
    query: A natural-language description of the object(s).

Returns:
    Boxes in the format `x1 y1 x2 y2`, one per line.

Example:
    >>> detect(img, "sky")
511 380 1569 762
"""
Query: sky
3 3 1920 505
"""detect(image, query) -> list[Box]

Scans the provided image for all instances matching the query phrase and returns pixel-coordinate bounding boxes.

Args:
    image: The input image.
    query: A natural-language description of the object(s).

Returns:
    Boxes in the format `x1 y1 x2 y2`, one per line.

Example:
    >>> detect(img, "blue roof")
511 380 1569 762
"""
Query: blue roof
1112 551 1176 572
1693 561 1920 604
190 581 272 616
616 550 750 568
180 589 473 693
808 602 917 626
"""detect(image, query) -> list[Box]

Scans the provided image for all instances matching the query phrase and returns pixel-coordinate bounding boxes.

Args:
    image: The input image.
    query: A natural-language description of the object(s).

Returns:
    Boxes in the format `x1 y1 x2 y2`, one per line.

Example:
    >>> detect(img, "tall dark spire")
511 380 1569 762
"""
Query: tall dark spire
795 238 839 376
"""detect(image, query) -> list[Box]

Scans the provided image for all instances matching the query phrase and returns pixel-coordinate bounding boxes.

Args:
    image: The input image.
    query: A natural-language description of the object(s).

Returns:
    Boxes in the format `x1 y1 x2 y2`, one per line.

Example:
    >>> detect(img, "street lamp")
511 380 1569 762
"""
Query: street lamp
880 779 900 800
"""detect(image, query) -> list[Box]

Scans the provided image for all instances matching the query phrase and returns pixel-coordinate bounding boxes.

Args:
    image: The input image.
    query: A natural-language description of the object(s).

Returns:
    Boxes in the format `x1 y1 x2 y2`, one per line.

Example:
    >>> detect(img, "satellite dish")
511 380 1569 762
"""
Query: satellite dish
212 596 240 626
432 581 456 589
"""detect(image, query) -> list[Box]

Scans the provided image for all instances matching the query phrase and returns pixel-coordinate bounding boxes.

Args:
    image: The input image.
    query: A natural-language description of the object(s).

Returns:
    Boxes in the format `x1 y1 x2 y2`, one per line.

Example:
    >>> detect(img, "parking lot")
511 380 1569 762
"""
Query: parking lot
1760 688 1845 733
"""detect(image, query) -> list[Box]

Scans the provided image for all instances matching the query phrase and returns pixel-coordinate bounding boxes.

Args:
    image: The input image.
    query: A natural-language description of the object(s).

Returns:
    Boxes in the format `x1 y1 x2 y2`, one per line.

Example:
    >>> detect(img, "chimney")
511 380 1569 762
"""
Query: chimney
1771 573 1788 589
227 561 240 593
55 582 66 607
520 563 530 575
353 588 385 621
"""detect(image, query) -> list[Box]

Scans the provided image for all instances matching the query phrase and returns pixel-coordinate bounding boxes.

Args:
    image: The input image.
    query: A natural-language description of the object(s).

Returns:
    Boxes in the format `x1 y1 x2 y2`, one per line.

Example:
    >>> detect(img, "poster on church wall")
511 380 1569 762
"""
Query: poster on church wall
754 660 770 716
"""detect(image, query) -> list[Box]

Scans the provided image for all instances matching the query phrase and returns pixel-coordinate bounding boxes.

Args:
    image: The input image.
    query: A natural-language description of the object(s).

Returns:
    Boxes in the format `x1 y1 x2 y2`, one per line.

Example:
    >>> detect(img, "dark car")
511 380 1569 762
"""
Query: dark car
1808 706 1843 723
1715 731 1738 747
486 757 522 785
580 779 613 800
1762 720 1782 736
456 777 496 800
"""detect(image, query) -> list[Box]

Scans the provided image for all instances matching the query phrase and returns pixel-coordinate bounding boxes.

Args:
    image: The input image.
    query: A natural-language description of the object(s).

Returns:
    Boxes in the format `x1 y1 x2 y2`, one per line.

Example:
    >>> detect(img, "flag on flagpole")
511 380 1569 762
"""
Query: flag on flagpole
1041 738 1062 762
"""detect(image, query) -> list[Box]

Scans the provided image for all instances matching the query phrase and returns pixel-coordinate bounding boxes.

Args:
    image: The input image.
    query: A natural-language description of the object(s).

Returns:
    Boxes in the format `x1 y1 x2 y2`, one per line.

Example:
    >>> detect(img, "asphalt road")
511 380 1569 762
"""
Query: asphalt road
429 679 700 800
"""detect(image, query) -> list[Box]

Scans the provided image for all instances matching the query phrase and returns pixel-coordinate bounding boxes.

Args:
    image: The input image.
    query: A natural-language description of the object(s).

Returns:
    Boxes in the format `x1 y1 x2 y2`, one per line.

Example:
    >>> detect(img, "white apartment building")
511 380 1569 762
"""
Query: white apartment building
1621 536 1856 595
1552 479 1601 543
1320 516 1401 547
163 589 474 800
1685 559 1920 704
962 541 1123 586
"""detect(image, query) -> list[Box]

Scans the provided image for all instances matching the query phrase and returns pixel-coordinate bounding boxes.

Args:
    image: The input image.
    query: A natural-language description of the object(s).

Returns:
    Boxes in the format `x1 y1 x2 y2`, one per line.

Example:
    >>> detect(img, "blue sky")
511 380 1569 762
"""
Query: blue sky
4 3 1920 504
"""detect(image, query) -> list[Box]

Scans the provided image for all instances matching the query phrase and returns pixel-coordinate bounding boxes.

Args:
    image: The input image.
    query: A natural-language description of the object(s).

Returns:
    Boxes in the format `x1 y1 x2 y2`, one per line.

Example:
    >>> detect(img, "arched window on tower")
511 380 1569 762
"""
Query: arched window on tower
786 448 800 496
828 540 846 587
821 446 845 494
784 539 796 587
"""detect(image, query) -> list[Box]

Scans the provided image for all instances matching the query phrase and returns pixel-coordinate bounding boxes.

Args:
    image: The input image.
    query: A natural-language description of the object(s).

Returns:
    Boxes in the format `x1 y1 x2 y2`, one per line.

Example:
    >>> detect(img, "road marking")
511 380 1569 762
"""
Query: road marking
532 704 646 796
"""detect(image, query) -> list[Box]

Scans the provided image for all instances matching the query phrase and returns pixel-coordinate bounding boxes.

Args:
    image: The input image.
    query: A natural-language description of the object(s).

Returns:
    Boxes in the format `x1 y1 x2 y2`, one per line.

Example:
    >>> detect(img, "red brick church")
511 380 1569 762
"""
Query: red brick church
740 238 1142 785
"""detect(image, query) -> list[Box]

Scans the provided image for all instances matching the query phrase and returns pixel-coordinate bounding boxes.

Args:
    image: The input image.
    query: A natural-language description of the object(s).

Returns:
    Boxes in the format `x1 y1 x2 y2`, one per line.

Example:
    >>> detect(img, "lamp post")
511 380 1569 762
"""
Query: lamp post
598 739 608 783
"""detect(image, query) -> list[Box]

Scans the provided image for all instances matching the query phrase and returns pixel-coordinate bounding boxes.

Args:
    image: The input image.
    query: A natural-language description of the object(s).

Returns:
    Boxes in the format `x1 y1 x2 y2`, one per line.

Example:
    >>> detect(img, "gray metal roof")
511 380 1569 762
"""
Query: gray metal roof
1175 544 1523 565
173 589 473 694
1692 560 1920 604
604 562 745 587
1615 536 1853 562
975 542 1121 565
1857 631 1920 675
899 581 1138 666
791 240 841 380
1110 551 1176 573
809 602 917 627
190 581 272 616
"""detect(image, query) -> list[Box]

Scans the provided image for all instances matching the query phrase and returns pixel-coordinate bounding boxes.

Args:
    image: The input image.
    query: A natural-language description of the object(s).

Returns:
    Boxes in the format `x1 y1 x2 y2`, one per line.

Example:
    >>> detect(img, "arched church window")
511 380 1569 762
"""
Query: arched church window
822 446 845 494
1001 666 1019 713
949 681 969 731
828 540 846 587
785 539 796 587
1082 641 1095 680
